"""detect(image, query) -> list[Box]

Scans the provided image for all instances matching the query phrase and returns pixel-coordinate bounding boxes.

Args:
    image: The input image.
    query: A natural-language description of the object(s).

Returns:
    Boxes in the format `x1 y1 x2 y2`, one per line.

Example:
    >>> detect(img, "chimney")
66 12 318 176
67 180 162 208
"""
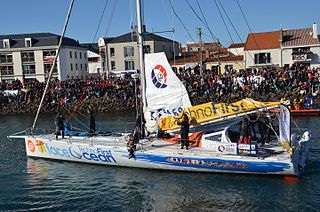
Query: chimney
313 23 317 39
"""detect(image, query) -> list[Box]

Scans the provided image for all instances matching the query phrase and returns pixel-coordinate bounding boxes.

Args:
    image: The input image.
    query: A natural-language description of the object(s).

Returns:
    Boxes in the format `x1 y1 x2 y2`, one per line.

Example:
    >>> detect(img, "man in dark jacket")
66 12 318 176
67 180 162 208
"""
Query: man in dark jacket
55 111 65 139
88 107 96 136
177 114 190 149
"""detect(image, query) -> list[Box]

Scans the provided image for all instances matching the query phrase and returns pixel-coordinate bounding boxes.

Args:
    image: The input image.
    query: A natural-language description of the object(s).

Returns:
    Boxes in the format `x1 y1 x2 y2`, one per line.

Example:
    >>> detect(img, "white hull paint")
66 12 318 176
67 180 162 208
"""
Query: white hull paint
21 135 307 176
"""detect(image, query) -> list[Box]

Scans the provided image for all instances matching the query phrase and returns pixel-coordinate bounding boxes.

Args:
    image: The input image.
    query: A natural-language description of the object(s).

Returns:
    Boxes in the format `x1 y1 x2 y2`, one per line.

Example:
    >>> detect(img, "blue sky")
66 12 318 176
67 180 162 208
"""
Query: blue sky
0 0 319 46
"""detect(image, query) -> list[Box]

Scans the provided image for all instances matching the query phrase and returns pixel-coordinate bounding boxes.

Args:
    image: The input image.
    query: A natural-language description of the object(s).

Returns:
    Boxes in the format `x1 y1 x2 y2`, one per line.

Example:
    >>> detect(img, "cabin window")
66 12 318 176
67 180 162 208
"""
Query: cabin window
205 134 222 142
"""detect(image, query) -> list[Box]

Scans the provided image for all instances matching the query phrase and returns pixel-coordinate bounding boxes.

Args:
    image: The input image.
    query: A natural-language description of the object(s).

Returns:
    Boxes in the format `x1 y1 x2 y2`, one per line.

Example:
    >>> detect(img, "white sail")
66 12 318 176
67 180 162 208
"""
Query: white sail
144 52 191 132
279 105 291 142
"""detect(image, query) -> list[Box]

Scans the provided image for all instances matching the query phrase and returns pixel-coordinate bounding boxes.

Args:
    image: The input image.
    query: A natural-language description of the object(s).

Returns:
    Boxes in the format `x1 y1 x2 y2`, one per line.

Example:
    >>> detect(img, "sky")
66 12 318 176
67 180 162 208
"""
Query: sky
1 0 320 47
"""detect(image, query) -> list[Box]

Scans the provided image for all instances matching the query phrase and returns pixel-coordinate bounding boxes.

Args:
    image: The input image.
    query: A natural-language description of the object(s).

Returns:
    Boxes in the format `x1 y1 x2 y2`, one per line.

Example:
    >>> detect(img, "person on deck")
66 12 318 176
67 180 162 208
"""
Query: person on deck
177 114 190 149
238 118 250 144
88 107 96 136
55 111 65 139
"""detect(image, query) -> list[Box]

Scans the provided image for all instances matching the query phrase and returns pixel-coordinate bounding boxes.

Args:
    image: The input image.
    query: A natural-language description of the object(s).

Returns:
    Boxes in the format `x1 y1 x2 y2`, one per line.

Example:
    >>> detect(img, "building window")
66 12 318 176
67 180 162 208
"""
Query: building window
0 54 13 63
0 65 14 75
254 53 271 64
80 64 83 71
70 63 73 71
110 48 115 57
111 61 116 70
125 60 134 70
23 64 36 74
25 38 32 47
85 64 87 71
70 51 72 58
124 46 134 57
80 52 82 59
44 63 57 74
144 45 151 53
75 63 78 70
43 50 56 62
21 52 35 62
3 39 10 48
75 52 77 59
84 53 86 59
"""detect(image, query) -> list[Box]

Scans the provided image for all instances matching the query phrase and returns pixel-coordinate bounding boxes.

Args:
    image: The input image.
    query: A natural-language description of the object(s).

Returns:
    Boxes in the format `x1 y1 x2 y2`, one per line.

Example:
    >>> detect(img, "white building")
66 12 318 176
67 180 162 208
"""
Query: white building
281 24 320 68
0 33 88 82
98 27 179 79
244 23 320 69
81 43 101 78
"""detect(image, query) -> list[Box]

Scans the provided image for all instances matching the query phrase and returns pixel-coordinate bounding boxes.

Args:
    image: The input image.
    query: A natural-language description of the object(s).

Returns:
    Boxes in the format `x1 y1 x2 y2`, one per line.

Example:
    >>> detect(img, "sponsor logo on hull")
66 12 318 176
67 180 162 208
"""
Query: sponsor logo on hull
28 139 117 164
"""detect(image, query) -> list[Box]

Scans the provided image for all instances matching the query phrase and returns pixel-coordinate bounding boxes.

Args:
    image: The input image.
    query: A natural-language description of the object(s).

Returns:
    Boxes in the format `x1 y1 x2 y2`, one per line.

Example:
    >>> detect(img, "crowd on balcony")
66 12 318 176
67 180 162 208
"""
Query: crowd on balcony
0 64 320 115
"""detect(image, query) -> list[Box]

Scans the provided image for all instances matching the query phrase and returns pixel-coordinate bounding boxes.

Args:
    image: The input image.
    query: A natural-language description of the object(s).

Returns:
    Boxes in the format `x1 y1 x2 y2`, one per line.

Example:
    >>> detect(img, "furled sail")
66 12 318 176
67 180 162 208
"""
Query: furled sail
159 98 281 131
144 52 191 132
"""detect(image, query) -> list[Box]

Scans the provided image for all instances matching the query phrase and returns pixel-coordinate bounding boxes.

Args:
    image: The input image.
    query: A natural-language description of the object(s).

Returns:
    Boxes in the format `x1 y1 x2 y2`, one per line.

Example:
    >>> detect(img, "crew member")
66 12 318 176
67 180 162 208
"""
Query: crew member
88 107 96 136
177 114 190 149
238 118 250 144
55 111 65 139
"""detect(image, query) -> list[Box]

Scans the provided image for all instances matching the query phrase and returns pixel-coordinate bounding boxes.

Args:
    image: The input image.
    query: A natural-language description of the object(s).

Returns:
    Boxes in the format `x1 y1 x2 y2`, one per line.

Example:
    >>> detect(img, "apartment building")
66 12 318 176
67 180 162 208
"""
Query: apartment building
0 33 88 82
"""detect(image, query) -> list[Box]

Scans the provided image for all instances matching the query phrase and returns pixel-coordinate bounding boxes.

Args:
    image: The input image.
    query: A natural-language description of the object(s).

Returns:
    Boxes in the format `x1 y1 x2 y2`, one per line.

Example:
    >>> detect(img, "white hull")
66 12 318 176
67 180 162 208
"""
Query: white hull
19 134 309 176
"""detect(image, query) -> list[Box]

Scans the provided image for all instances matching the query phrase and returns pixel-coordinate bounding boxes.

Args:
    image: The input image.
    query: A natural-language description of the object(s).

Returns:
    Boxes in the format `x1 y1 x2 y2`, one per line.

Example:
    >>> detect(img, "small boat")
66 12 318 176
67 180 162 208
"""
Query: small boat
290 109 320 116
270 108 320 116
8 0 311 176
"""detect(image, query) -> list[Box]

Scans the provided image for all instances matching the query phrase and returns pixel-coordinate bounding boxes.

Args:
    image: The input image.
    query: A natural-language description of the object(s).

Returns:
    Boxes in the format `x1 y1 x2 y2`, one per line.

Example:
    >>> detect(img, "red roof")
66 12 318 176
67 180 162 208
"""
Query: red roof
228 43 245 48
245 31 281 50
187 42 220 48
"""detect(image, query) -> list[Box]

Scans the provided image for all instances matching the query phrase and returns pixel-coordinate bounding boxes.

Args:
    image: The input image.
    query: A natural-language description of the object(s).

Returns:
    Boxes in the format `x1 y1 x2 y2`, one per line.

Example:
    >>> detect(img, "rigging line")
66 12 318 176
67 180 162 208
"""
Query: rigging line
168 0 196 43
105 0 117 37
32 0 75 130
184 0 218 42
195 0 218 43
92 0 109 43
61 104 91 130
215 0 255 62
235 0 261 52
212 0 244 69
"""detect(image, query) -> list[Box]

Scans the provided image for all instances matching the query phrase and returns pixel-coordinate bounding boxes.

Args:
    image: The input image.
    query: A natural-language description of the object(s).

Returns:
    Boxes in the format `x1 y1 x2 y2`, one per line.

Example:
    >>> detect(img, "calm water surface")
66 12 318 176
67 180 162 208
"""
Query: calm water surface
0 112 319 211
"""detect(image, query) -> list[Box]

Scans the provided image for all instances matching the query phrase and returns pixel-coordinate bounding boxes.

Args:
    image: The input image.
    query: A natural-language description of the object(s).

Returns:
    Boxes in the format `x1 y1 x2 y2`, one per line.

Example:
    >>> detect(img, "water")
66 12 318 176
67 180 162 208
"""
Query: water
0 113 320 211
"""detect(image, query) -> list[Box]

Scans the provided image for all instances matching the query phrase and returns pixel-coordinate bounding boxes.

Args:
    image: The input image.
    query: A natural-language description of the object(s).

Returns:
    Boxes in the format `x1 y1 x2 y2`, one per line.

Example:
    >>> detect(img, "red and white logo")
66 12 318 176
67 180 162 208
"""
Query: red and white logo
27 140 35 152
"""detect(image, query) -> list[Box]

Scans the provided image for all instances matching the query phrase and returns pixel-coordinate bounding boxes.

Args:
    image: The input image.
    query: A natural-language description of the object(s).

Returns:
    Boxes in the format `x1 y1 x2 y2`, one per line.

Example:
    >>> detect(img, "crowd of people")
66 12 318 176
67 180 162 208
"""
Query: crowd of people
0 77 136 115
0 64 319 115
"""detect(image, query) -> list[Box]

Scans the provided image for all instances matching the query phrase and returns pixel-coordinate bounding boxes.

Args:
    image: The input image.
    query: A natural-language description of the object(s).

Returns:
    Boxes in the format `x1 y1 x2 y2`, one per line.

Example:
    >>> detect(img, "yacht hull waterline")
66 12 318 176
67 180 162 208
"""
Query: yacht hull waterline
11 132 310 176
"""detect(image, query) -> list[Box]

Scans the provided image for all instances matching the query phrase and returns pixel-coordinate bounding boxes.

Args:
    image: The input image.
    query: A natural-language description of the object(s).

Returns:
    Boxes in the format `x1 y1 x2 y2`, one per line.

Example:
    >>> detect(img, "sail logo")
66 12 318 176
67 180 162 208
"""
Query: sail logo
151 64 167 88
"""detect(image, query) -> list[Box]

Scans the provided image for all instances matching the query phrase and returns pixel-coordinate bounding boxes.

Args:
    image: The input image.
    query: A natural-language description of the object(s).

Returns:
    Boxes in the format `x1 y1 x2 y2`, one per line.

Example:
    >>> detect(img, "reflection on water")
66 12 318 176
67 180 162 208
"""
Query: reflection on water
0 114 320 210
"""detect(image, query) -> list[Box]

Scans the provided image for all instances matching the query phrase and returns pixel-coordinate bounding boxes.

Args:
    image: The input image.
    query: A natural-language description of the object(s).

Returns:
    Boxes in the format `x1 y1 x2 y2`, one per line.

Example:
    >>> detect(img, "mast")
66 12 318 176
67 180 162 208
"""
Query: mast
32 0 75 130
135 0 147 110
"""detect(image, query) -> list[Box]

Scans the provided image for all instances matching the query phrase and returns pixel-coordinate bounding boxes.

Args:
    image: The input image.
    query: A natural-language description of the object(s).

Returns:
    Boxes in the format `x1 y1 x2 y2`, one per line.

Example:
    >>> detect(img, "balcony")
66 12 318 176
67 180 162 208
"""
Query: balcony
292 53 312 62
